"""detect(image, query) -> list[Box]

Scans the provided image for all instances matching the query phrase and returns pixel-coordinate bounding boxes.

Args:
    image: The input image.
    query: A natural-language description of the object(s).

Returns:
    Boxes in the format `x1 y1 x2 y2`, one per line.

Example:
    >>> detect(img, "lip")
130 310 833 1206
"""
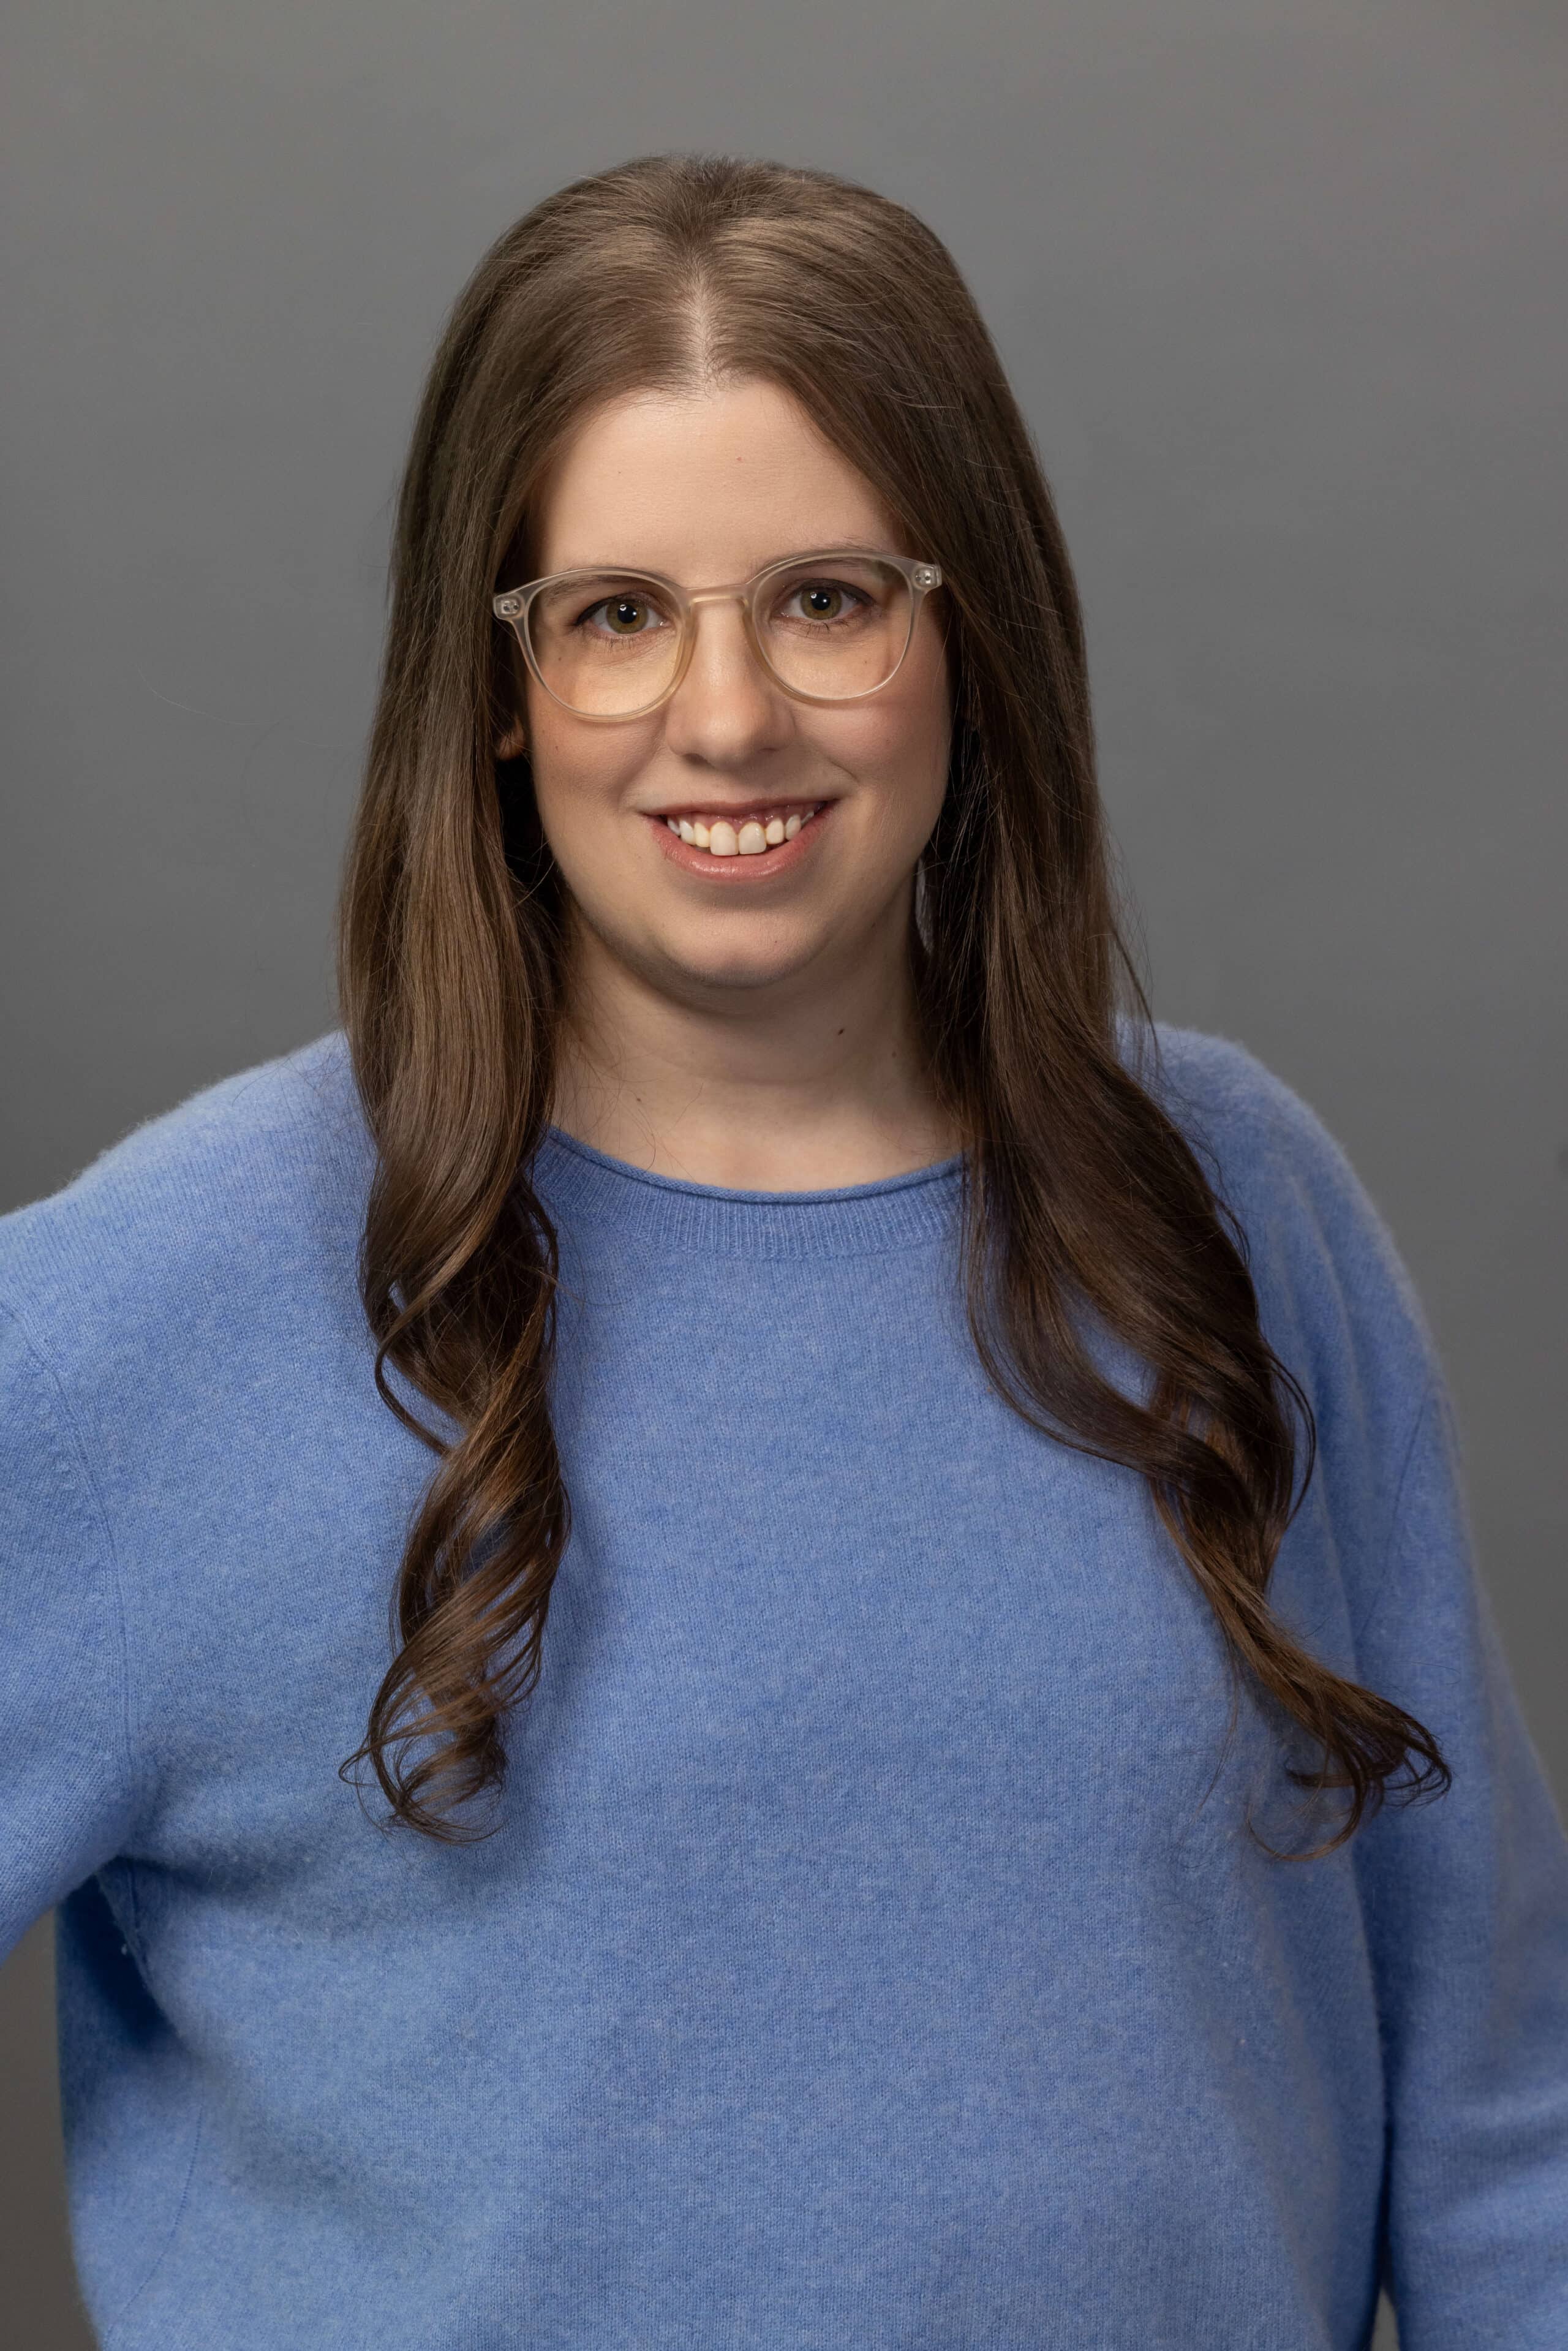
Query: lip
643 801 834 881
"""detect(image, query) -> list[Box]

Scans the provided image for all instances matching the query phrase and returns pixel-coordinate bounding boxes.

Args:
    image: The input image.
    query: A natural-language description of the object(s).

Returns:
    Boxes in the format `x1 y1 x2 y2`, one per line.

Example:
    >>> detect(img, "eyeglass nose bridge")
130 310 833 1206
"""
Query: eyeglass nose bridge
685 579 768 611
668 579 785 702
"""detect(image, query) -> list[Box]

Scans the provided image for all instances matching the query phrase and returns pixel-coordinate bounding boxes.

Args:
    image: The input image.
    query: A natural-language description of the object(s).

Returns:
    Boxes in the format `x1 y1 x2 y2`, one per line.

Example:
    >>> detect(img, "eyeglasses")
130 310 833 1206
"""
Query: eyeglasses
492 549 943 722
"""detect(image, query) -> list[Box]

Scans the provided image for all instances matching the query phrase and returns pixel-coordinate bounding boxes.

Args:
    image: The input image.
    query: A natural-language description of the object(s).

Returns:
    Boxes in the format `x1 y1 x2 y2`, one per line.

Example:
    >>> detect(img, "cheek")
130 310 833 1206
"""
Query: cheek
879 621 952 792
818 662 952 832
526 700 653 842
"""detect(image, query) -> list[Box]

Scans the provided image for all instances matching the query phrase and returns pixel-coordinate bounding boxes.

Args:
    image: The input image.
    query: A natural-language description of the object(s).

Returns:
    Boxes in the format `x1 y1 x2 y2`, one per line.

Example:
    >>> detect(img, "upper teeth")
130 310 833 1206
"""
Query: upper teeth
665 807 820 856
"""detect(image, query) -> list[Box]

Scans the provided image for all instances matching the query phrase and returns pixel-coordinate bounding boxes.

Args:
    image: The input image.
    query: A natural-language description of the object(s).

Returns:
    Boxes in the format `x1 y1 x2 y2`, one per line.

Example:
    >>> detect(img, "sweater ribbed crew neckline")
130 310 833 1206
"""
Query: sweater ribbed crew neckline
532 1125 967 1259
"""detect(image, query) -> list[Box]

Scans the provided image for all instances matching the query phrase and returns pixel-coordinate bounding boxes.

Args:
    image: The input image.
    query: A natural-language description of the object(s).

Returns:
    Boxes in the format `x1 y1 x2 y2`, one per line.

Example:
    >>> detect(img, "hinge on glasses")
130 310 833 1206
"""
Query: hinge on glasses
911 564 942 591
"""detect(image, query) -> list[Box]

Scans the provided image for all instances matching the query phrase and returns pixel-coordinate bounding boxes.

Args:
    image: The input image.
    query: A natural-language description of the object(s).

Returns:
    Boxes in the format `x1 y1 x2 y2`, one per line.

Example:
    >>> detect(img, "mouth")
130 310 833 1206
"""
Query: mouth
644 798 832 875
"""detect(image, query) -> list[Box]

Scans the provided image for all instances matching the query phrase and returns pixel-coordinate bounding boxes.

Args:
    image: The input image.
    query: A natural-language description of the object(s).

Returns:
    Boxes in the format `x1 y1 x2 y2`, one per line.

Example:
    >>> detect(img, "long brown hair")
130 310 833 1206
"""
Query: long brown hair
337 152 1447 1854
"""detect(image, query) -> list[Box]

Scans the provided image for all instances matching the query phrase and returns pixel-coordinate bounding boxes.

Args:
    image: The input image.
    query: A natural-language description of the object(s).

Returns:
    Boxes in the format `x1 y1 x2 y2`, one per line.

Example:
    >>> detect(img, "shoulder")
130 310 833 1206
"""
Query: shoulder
1137 1022 1412 1291
0 1032 372 1397
1133 1023 1440 1433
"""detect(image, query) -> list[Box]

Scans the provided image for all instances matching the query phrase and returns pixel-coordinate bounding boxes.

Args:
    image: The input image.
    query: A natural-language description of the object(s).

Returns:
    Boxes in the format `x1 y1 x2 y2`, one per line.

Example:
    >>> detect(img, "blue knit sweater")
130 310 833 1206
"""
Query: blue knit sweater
1 1028 1564 2349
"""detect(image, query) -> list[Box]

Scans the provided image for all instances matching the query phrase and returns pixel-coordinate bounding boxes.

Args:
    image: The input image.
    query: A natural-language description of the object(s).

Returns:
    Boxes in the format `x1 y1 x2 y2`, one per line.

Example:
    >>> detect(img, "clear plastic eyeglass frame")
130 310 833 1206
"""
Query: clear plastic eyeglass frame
491 549 944 722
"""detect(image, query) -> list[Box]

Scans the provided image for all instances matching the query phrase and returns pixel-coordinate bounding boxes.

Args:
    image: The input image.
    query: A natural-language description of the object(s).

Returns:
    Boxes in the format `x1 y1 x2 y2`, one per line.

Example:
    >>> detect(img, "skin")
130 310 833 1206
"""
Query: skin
500 375 958 1190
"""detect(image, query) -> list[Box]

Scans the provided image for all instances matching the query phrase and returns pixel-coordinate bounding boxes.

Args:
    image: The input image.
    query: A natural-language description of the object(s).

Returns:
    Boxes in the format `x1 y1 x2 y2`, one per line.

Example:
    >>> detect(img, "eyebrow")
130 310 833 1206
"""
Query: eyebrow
535 540 899 583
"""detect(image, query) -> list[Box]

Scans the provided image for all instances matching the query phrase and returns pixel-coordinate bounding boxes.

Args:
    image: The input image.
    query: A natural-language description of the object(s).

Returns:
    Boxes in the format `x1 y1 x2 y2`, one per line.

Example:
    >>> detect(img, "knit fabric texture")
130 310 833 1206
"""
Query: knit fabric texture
1 1027 1564 2349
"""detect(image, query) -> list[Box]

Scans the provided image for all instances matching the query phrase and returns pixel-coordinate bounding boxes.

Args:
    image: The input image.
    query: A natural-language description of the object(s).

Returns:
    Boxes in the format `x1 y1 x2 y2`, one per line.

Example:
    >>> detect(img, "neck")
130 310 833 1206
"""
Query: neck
549 902 962 1193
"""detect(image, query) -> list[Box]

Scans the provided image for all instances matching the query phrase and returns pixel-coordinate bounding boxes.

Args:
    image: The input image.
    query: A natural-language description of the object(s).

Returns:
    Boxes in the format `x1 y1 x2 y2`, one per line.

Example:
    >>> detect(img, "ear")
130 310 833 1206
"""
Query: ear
496 717 528 759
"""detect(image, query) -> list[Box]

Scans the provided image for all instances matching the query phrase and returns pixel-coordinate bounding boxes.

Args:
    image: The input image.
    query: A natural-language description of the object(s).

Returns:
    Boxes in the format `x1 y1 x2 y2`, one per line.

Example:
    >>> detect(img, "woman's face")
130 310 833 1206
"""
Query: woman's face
508 377 952 1007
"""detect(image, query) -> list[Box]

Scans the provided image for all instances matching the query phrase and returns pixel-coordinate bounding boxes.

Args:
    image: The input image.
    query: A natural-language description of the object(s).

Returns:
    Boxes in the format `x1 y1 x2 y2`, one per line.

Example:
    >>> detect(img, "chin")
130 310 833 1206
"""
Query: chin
654 926 823 997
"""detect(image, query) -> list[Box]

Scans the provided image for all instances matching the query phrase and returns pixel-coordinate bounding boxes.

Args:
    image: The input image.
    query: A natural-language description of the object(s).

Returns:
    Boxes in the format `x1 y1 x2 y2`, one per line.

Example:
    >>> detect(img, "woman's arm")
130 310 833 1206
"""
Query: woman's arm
1349 1376 1568 2345
1155 1026 1568 2342
0 1304 141 1964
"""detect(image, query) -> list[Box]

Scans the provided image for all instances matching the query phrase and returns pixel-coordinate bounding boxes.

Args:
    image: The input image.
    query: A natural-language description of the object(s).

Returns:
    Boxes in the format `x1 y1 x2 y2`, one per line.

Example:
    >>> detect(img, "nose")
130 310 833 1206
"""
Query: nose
661 596 793 768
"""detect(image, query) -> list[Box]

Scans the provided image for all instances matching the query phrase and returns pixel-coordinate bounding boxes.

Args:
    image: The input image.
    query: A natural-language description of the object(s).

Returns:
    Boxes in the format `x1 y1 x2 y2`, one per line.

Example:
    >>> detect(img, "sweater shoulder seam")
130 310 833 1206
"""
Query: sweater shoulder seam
1348 1373 1443 1655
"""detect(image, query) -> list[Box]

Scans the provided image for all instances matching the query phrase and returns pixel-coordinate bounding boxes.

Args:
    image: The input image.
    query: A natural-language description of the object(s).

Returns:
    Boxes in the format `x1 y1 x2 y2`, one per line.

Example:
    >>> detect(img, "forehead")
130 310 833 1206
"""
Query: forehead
530 377 900 581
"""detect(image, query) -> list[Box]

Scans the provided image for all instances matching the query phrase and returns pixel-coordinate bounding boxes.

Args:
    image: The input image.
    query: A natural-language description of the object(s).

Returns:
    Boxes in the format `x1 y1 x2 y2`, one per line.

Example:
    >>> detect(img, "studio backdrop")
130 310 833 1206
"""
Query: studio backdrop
2 4 1564 2345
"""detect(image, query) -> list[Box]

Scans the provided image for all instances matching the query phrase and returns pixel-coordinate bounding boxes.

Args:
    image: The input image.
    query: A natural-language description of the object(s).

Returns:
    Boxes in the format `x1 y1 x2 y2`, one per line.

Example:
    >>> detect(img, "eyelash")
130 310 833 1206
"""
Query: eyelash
778 583 869 623
576 598 669 635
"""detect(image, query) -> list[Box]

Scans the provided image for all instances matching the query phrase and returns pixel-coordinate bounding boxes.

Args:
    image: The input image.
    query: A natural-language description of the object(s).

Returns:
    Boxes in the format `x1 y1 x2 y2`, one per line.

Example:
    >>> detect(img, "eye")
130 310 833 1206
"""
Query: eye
584 593 664 638
781 579 864 624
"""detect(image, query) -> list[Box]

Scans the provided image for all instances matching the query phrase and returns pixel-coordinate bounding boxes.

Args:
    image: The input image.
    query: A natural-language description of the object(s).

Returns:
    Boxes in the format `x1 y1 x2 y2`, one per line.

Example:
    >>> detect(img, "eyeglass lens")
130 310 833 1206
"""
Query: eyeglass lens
524 557 917 717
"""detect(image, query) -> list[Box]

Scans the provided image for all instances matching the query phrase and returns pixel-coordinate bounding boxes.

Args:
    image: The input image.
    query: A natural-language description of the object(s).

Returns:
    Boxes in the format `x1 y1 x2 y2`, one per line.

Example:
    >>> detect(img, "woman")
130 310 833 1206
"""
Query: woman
2 154 1564 2348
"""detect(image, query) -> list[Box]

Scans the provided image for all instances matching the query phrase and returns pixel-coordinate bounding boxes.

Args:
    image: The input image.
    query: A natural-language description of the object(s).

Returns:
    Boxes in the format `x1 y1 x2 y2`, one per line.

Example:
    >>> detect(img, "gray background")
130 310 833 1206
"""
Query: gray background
2 1 1564 2341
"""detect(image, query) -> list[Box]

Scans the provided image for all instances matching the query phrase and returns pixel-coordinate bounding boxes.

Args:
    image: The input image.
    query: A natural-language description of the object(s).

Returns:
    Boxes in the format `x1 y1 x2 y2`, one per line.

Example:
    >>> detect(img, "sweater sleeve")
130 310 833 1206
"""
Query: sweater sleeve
1350 1376 1568 2346
0 1304 143 1962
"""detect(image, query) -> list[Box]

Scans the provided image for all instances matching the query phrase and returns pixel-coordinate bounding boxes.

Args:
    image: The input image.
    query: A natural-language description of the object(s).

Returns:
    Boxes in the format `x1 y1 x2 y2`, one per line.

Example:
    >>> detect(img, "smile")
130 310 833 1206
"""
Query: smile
650 802 828 864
